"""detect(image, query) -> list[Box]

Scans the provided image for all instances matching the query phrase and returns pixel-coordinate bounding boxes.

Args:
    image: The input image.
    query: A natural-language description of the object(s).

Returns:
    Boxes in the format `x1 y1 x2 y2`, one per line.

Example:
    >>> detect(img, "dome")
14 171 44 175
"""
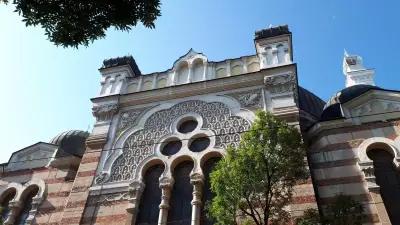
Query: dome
321 85 383 121
50 130 90 157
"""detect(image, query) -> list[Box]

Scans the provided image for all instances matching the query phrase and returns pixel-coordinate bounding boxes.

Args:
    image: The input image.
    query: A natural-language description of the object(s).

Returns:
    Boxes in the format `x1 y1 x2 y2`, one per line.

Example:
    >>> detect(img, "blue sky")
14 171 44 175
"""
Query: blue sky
0 0 399 163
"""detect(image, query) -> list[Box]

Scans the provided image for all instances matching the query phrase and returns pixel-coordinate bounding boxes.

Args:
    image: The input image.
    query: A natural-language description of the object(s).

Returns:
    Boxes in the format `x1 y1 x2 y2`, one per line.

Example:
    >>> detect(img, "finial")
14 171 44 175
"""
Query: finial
344 49 349 57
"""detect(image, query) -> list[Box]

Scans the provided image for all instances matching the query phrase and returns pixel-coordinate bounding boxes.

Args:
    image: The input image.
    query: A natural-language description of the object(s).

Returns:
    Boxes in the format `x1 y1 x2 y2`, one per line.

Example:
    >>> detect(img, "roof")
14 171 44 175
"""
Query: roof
298 86 326 119
254 25 291 40
298 86 326 131
100 56 141 76
320 84 385 121
50 130 89 157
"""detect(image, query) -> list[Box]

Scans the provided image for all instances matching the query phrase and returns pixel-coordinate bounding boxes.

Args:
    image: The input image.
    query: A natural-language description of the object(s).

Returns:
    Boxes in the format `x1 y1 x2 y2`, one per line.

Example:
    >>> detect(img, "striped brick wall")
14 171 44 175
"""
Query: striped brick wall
289 179 318 219
307 120 400 225
80 195 129 225
59 146 103 225
0 165 78 225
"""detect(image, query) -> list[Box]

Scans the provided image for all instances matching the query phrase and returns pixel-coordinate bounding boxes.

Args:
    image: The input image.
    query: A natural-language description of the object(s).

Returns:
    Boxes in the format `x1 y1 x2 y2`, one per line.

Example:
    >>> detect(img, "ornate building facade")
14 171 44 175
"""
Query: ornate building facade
0 25 399 225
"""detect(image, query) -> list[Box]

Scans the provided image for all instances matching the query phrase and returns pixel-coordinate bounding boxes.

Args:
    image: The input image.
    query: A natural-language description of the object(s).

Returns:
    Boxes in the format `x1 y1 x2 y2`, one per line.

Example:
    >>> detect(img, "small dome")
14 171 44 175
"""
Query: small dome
50 130 89 157
321 85 383 121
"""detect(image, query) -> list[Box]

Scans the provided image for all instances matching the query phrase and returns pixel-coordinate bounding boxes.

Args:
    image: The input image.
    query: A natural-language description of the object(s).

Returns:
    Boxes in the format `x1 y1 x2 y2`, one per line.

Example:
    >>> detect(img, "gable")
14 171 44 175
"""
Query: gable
7 142 58 171
342 90 400 123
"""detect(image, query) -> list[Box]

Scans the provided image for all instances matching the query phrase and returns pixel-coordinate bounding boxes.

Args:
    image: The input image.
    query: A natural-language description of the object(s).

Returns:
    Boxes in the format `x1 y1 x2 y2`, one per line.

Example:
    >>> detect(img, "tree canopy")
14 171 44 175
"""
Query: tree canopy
1 0 161 48
208 111 309 225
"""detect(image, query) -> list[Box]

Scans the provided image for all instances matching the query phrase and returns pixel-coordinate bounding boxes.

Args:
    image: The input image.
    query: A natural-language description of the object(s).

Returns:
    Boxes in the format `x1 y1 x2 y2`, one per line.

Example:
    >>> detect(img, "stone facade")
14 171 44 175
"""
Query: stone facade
0 25 399 225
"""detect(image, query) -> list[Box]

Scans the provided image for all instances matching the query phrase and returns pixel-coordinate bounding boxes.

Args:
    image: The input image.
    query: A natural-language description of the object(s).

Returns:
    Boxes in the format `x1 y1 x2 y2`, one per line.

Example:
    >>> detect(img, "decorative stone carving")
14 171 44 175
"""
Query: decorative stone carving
117 107 152 136
190 173 203 206
351 100 400 117
226 89 263 108
94 172 109 184
108 100 250 183
4 200 22 225
362 166 374 177
25 196 43 224
264 73 296 94
92 103 119 122
96 192 130 206
359 162 379 190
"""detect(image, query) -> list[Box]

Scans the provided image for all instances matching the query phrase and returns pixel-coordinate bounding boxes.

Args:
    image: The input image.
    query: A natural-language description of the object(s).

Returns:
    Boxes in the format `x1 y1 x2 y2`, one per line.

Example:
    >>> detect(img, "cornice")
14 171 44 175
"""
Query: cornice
119 64 296 107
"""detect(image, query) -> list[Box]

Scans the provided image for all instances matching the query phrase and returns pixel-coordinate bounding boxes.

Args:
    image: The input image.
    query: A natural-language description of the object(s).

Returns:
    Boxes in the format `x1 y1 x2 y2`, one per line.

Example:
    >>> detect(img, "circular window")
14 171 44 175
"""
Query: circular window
178 119 198 133
161 139 182 156
189 136 210 152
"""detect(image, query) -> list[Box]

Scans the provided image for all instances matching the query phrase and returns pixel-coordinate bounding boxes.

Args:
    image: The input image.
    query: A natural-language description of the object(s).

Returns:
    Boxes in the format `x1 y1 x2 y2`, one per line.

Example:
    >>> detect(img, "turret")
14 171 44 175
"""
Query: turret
98 56 141 96
254 25 293 69
343 51 375 87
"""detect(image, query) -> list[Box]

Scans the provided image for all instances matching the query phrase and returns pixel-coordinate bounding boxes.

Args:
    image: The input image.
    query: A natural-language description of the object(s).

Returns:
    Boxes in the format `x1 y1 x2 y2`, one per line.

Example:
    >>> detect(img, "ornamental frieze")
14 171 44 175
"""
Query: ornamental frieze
264 73 296 94
88 192 130 206
116 106 154 136
226 88 263 108
92 102 119 122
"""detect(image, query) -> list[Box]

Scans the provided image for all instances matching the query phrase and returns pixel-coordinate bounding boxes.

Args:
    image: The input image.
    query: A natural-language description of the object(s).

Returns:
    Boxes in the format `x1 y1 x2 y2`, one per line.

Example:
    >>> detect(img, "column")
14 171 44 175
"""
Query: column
226 60 231 77
202 61 208 81
4 200 21 225
158 177 173 225
152 74 158 89
26 196 43 224
242 57 248 74
187 63 193 83
125 181 145 225
190 173 204 225
170 71 177 86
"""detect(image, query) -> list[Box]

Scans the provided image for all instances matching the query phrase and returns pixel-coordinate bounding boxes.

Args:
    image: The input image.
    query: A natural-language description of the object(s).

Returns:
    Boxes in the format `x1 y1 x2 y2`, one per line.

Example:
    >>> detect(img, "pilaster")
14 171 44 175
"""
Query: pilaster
59 134 108 225
125 181 145 225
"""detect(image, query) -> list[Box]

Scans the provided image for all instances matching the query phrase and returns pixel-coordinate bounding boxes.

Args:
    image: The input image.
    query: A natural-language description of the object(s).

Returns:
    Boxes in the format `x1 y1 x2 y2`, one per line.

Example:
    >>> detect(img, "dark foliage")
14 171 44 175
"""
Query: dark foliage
295 195 364 225
1 0 161 47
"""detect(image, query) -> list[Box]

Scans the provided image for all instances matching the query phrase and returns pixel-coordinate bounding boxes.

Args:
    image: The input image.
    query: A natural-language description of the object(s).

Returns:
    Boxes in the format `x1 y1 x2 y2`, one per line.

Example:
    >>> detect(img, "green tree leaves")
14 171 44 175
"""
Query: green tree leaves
209 111 308 225
2 0 161 47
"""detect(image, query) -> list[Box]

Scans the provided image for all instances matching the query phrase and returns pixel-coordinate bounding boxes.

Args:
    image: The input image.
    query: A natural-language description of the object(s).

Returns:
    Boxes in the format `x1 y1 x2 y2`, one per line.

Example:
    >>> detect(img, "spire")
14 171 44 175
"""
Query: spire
342 51 375 87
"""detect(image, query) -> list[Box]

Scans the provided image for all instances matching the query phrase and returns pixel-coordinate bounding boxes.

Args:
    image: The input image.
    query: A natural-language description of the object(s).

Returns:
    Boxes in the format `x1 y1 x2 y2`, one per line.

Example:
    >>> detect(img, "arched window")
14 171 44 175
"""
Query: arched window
192 60 204 82
201 157 221 225
215 68 226 78
0 188 16 222
177 63 189 84
142 80 153 91
157 78 167 88
168 161 194 225
277 44 285 64
368 149 400 224
136 164 165 225
264 46 273 65
15 186 39 225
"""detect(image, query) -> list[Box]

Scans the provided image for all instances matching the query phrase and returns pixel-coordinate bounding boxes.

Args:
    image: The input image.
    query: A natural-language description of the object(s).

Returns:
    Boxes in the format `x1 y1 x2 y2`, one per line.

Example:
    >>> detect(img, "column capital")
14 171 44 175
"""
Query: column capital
126 180 145 211
159 176 173 210
4 200 22 225
190 173 204 185
159 176 174 189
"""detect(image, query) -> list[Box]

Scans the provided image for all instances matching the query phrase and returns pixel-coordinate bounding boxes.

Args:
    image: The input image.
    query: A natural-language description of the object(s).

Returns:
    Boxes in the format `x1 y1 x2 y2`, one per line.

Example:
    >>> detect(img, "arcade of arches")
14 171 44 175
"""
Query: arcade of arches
135 157 220 225
0 185 40 225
